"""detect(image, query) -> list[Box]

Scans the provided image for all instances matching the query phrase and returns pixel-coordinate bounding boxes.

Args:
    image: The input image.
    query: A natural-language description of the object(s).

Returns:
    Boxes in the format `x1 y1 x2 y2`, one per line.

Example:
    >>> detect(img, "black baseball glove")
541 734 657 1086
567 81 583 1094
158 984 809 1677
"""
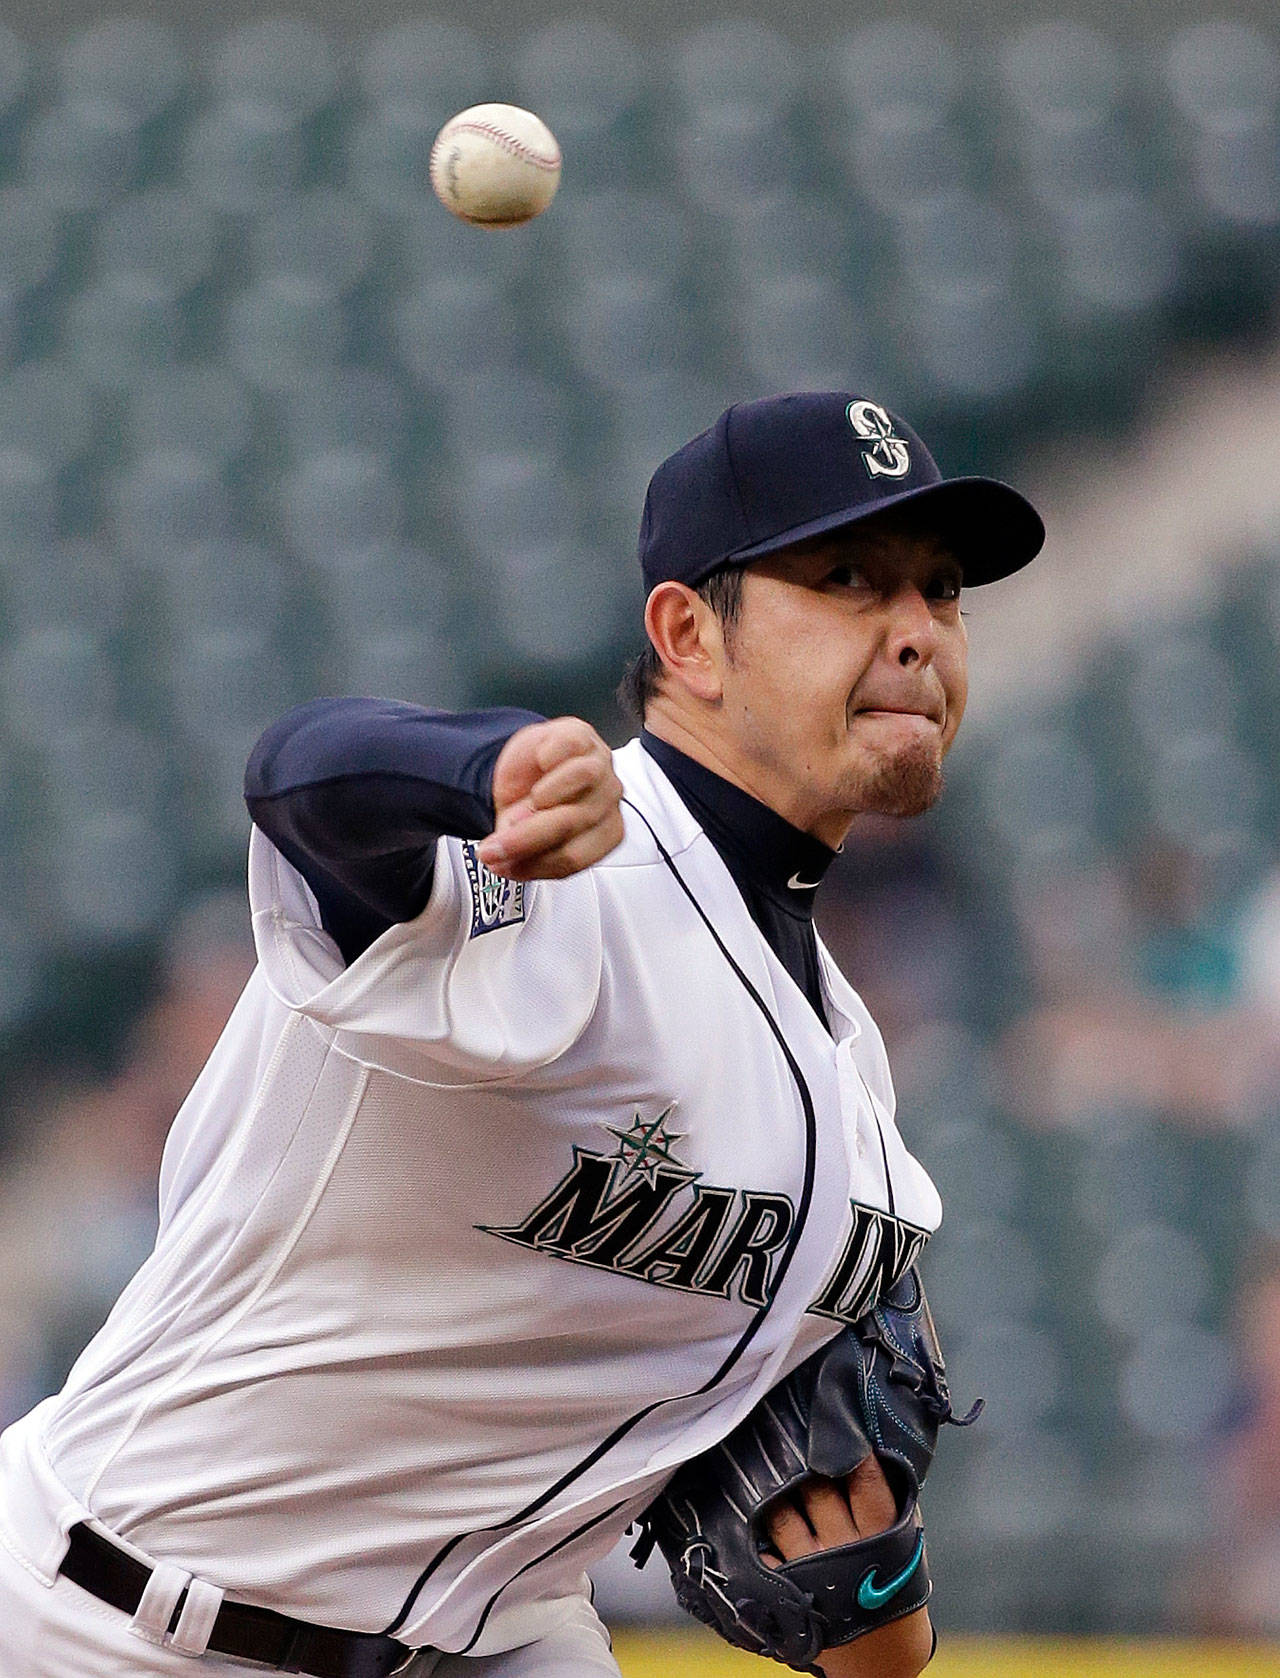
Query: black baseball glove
631 1266 979 1673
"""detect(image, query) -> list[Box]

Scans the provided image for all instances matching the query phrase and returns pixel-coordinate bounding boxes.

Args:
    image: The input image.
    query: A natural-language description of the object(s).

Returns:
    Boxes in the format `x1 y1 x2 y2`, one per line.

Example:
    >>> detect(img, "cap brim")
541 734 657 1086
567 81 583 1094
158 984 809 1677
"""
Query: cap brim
727 476 1045 587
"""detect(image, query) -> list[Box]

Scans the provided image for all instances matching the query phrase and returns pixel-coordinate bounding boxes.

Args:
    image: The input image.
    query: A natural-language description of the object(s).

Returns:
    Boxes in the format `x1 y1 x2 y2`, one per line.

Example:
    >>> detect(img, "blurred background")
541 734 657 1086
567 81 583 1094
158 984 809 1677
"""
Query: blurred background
0 1 1278 1667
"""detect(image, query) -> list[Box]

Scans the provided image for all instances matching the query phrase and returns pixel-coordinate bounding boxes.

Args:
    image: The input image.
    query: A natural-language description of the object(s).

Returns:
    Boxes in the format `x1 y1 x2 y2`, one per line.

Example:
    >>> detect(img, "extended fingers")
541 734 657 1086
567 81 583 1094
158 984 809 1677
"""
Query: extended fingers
845 1456 897 1536
763 1466 898 1566
763 1496 817 1563
764 1478 855 1561
805 1479 863 1547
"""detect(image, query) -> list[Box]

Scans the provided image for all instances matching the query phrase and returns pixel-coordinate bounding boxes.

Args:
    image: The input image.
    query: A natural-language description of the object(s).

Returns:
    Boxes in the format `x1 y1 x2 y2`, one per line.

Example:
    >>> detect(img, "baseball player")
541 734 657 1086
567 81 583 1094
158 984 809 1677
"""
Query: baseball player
0 392 1042 1678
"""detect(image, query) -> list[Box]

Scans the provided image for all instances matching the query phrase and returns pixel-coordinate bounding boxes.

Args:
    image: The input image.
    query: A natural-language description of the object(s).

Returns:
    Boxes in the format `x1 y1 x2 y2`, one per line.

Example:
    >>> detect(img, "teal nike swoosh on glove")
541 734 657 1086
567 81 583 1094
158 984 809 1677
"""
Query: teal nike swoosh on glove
856 1533 925 1611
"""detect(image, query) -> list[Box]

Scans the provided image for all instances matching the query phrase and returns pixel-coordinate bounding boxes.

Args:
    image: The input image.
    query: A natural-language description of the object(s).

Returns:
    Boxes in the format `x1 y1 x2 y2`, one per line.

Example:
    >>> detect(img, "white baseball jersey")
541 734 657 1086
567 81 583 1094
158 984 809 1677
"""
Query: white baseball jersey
4 738 941 1656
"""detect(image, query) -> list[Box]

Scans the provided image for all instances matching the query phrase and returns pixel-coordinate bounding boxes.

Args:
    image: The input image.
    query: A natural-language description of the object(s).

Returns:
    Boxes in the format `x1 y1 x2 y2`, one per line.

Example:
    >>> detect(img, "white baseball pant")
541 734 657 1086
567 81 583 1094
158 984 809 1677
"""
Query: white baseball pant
0 1430 622 1678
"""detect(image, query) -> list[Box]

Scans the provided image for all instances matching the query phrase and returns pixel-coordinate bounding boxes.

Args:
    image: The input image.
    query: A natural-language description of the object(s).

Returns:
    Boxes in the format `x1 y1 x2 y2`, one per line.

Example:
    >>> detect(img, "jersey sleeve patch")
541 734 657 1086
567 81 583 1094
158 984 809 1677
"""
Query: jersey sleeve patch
462 842 527 937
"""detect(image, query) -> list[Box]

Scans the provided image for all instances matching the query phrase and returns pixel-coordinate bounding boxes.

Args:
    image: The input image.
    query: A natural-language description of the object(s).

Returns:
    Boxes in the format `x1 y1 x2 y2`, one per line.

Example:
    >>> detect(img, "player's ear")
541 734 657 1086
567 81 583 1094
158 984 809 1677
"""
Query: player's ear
644 582 726 703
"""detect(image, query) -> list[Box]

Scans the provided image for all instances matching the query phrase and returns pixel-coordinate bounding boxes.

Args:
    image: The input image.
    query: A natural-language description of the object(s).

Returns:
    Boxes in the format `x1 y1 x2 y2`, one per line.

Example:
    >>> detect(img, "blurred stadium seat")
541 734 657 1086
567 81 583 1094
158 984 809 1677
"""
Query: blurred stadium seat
181 100 306 215
61 276 182 387
121 368 252 468
354 20 493 116
21 101 140 212
0 366 95 467
224 274 345 390
111 450 234 559
207 18 339 119
249 191 375 292
57 19 186 123
269 369 407 461
280 447 405 557
93 190 222 299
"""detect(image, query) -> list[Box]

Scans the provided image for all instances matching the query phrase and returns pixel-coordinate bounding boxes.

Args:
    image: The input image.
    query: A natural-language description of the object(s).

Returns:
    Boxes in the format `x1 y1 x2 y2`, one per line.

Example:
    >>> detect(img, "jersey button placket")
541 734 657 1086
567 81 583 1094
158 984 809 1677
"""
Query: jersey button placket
834 1039 870 1181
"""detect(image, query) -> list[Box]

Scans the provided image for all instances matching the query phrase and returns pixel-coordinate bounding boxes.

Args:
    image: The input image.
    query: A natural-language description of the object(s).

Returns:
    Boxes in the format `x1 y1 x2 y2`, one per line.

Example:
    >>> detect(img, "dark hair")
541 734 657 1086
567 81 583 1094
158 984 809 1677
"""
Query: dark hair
616 566 745 724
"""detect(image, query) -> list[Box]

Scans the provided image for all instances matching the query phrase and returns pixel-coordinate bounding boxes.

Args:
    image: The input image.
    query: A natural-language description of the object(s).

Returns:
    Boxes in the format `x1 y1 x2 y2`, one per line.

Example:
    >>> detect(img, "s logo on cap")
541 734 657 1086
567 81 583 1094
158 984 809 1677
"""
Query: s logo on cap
847 400 911 480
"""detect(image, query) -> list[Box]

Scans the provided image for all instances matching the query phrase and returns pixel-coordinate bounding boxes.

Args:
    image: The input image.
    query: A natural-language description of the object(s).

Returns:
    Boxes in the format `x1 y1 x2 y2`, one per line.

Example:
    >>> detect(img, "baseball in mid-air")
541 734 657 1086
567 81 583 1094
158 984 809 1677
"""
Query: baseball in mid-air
430 102 562 228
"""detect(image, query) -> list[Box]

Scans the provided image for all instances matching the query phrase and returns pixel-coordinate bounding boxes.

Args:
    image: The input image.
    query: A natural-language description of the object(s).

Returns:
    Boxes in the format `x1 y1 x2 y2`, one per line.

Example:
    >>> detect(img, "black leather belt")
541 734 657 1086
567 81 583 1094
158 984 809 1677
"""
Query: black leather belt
58 1523 415 1676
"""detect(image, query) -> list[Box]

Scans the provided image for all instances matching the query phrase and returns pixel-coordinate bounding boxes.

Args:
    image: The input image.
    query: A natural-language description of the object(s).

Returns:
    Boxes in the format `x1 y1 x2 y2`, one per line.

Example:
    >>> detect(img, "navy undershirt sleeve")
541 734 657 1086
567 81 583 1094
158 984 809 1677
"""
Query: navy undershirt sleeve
245 698 542 965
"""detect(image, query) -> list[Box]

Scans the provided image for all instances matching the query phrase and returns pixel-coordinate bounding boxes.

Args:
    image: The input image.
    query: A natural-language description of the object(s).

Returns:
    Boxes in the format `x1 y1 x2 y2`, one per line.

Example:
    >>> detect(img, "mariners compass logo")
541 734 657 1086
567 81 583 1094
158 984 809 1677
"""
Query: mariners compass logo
478 1104 929 1322
605 1106 690 1184
846 400 911 480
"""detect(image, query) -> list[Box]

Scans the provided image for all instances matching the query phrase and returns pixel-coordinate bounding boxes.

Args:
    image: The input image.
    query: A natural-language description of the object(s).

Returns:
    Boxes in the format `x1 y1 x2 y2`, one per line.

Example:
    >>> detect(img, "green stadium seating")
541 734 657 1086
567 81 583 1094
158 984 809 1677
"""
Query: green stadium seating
61 277 182 387
515 21 647 189
0 191 66 296
335 625 471 711
995 20 1125 131
672 106 802 215
1117 1324 1238 1443
923 1215 1045 1330
181 100 306 214
279 448 404 558
355 21 492 115
156 540 287 639
555 191 694 287
269 369 407 462
1094 1221 1213 1336
208 19 339 119
0 451 58 543
57 19 186 123
670 21 799 121
39 722 172 834
224 275 344 391
0 906 41 1027
0 367 95 466
481 537 626 670
0 22 29 121
828 22 962 127
249 190 375 291
442 367 575 459
0 624 115 746
561 272 693 388
734 271 875 398
20 100 140 211
392 271 518 385
1 540 131 641
453 447 578 557
948 1320 1065 1437
93 191 221 297
313 540 450 624
111 451 234 559
121 368 252 468
55 811 179 942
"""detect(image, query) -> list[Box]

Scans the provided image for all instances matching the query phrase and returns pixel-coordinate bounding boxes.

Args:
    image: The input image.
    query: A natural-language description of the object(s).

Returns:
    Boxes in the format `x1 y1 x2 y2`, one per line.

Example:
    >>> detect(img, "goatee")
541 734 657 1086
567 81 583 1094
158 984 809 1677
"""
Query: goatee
857 738 944 817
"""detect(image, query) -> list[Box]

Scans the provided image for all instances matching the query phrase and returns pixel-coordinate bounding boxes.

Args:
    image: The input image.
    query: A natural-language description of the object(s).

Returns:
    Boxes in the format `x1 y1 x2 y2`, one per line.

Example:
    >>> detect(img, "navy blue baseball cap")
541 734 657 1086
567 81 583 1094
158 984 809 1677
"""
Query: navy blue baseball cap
639 392 1044 592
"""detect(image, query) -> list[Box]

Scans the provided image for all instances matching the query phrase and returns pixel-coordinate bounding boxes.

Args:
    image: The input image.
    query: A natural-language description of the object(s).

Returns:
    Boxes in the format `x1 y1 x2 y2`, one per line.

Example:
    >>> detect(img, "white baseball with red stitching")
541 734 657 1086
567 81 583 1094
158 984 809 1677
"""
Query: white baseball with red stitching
430 102 562 227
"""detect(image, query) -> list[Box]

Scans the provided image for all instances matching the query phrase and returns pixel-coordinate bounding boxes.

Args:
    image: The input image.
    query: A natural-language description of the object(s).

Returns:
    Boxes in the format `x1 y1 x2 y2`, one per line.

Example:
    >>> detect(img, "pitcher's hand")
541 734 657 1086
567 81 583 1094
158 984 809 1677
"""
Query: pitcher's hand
478 718 624 880
764 1463 934 1678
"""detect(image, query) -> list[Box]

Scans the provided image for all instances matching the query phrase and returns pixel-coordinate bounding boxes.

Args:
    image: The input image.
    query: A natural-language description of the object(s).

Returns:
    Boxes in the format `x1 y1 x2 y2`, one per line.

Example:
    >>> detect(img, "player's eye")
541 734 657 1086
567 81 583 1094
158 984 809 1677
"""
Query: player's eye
823 564 869 590
929 572 963 602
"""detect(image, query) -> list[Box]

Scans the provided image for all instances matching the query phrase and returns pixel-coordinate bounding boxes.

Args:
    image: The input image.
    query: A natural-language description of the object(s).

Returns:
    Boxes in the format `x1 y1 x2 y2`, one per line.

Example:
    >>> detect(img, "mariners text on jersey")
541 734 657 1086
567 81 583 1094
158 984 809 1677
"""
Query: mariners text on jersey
480 1105 929 1323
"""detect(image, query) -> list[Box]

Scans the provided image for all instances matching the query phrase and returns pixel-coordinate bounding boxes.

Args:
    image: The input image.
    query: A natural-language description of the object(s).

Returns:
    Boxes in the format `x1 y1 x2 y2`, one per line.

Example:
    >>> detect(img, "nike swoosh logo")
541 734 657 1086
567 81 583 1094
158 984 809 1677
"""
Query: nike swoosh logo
787 872 822 890
856 1533 925 1611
